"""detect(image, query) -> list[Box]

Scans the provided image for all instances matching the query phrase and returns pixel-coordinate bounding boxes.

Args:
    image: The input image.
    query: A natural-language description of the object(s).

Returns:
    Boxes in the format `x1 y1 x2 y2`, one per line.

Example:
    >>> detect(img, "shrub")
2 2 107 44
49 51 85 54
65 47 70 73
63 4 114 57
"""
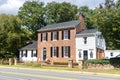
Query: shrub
85 59 110 65
110 57 120 68
53 62 78 66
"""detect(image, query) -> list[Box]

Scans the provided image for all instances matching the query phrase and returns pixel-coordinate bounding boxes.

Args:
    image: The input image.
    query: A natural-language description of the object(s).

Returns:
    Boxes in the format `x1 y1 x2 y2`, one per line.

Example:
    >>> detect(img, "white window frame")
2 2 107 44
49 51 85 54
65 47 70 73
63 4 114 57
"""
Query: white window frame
42 33 47 41
63 46 69 58
53 32 57 40
63 30 69 40
52 47 57 58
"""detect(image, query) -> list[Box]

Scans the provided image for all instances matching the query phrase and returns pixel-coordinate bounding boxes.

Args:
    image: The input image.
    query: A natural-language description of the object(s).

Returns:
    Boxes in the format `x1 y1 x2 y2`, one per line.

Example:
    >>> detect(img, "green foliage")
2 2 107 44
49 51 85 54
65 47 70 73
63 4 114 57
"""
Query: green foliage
78 6 95 29
45 1 78 23
86 59 110 64
53 62 78 65
110 58 120 66
0 14 30 57
89 0 120 49
18 1 46 39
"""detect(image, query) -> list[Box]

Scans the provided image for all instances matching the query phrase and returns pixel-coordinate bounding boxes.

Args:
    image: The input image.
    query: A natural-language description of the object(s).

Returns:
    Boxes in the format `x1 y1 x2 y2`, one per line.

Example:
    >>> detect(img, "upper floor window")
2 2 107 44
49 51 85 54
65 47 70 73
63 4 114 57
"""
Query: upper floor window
110 52 113 56
41 33 47 42
51 31 59 41
62 46 70 58
51 47 59 58
83 37 87 44
62 30 70 40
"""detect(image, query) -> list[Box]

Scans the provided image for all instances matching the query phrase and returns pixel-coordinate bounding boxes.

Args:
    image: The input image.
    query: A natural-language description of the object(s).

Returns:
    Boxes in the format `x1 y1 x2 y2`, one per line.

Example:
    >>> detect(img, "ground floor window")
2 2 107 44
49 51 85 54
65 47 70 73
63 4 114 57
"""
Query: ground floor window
31 50 37 57
62 46 70 58
51 47 59 58
79 51 81 58
90 51 93 58
21 50 27 57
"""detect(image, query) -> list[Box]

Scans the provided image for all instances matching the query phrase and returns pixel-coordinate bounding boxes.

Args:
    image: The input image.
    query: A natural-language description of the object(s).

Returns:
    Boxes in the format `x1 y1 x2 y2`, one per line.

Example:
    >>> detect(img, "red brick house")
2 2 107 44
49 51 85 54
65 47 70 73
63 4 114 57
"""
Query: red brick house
37 14 87 63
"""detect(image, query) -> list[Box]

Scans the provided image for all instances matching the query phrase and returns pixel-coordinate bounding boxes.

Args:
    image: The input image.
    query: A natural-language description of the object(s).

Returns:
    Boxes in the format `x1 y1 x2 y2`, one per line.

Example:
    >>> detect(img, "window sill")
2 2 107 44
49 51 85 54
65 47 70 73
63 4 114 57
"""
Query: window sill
63 39 69 40
52 40 58 41
42 41 47 42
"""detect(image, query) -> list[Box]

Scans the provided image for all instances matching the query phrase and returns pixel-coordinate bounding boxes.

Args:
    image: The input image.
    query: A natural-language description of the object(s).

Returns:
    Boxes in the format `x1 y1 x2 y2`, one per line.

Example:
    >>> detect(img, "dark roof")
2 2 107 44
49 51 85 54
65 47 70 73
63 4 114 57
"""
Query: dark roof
19 41 37 50
77 29 98 34
37 20 80 32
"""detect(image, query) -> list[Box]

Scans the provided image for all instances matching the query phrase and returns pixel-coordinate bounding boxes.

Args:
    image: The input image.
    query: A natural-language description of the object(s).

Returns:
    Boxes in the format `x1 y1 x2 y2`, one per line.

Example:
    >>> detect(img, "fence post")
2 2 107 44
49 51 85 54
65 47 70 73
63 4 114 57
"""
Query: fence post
9 58 12 65
68 59 73 68
78 60 83 69
14 58 17 65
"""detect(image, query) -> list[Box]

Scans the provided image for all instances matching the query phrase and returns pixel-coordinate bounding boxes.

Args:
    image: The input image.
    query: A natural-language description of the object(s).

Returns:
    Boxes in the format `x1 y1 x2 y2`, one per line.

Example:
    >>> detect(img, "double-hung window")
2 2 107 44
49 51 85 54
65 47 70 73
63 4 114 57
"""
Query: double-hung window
31 50 37 57
62 46 70 58
51 31 58 40
41 33 47 41
62 30 70 40
51 47 59 58
22 50 27 57
90 51 93 58
83 37 87 44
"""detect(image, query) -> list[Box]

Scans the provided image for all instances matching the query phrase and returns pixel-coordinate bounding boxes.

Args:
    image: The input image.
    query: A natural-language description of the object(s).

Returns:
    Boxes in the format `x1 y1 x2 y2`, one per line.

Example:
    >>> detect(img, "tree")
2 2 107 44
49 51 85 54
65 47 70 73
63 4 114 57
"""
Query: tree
89 0 120 49
45 1 78 24
18 1 45 39
0 14 29 57
78 6 95 29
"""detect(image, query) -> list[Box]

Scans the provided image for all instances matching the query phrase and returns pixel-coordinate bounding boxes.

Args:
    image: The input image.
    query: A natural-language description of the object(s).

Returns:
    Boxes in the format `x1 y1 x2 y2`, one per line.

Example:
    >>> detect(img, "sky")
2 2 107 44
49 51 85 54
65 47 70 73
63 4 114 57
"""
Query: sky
0 0 105 15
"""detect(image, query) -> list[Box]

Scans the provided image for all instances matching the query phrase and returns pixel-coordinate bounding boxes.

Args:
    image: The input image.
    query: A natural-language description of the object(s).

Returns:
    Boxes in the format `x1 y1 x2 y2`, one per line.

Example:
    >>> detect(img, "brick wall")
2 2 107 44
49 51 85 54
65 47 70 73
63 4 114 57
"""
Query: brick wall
96 48 105 59
38 28 76 63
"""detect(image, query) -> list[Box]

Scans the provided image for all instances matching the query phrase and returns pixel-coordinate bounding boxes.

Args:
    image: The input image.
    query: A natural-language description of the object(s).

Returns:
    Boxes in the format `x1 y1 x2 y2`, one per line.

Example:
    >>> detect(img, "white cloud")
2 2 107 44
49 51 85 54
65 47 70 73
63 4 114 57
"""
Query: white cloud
0 0 25 15
0 0 105 15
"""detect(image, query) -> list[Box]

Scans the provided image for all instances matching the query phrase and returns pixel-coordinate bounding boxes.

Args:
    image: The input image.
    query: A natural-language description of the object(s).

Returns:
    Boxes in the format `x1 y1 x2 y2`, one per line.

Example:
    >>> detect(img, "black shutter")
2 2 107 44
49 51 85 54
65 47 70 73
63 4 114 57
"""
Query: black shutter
25 50 27 57
31 50 33 57
57 32 59 40
68 46 70 58
68 30 70 39
36 50 37 57
46 33 48 41
62 31 64 40
41 33 43 42
62 46 64 57
56 47 59 57
50 47 52 57
51 32 53 40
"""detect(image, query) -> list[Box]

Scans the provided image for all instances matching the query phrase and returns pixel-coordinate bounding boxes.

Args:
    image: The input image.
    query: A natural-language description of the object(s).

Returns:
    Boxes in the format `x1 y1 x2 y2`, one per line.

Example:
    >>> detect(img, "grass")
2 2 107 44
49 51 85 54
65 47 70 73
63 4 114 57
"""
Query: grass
82 68 120 74
0 63 80 71
0 63 120 75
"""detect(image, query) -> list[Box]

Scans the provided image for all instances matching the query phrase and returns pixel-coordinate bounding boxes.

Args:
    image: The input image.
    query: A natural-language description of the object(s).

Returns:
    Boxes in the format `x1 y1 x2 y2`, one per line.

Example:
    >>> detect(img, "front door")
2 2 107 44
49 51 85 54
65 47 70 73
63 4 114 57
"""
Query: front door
42 48 46 60
83 50 88 60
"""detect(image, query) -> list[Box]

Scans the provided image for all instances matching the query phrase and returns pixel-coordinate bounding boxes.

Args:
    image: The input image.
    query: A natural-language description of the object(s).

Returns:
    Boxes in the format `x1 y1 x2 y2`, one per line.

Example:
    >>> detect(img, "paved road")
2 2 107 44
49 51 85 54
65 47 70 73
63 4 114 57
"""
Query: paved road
0 67 120 80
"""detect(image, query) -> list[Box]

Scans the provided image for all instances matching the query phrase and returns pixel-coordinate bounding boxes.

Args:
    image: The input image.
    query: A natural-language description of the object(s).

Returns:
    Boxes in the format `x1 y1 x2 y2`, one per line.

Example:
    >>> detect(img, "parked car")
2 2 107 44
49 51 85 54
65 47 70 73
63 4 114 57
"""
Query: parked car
116 54 120 58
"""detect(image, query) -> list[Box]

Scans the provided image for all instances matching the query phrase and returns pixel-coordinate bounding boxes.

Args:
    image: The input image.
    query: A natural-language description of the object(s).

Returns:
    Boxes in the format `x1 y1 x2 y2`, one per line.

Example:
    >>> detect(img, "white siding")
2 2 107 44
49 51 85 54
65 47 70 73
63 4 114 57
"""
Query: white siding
19 50 37 62
105 50 120 59
76 35 96 62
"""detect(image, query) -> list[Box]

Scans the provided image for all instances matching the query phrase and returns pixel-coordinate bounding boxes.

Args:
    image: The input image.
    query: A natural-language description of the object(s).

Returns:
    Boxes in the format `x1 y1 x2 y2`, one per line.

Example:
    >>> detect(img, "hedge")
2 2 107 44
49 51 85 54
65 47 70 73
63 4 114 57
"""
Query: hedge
85 59 110 64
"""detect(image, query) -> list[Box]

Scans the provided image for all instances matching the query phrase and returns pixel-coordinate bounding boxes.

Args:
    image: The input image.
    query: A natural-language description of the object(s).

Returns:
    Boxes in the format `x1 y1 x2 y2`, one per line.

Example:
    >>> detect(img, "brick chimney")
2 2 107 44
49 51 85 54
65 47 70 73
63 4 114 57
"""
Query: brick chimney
76 12 87 33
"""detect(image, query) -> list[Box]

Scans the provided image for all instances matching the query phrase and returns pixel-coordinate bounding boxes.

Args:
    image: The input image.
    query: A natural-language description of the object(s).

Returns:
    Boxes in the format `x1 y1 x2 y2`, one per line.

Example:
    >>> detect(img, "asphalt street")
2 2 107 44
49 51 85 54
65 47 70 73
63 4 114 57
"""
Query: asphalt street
0 67 120 80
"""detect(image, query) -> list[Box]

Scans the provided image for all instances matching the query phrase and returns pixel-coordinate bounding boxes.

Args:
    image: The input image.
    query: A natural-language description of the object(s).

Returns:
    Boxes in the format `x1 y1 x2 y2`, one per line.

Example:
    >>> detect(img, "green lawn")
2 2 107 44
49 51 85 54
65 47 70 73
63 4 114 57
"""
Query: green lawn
0 64 120 75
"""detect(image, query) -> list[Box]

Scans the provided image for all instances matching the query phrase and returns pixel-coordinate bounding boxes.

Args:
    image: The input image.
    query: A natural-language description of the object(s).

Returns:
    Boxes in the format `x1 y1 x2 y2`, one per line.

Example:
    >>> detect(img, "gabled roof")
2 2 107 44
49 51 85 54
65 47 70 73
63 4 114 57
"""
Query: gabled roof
76 29 101 36
77 29 98 34
37 20 80 32
19 41 37 50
